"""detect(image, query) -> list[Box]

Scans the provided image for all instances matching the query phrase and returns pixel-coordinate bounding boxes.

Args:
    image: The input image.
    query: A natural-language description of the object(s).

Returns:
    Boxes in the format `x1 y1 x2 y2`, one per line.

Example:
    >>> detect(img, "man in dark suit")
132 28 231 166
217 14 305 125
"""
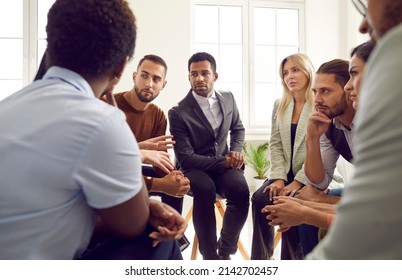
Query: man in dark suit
168 52 249 260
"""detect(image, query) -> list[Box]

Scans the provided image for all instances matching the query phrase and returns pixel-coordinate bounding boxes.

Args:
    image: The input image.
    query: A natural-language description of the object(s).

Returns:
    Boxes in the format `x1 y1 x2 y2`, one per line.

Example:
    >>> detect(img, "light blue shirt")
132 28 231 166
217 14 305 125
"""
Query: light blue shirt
192 90 223 136
0 66 142 259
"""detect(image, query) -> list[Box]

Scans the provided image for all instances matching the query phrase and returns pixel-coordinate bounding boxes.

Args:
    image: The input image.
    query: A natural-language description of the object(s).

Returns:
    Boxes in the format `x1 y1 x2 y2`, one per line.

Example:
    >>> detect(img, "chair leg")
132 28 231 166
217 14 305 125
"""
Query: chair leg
184 205 193 223
274 230 281 249
191 234 199 260
215 200 226 217
214 200 224 229
237 239 250 260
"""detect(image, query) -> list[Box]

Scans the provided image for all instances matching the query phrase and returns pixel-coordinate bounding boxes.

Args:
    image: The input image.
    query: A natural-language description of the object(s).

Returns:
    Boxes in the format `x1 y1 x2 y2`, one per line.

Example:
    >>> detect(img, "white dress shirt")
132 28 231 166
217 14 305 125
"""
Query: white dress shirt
192 90 223 136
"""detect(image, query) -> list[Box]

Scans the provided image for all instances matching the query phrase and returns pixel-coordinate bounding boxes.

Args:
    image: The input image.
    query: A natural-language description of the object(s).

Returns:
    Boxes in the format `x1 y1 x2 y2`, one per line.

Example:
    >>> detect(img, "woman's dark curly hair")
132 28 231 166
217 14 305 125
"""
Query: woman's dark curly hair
46 0 136 80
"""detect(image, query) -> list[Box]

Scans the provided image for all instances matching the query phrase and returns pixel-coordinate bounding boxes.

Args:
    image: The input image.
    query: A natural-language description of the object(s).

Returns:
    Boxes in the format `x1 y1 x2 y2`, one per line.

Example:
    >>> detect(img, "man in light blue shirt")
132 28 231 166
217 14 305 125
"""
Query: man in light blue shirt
0 0 186 260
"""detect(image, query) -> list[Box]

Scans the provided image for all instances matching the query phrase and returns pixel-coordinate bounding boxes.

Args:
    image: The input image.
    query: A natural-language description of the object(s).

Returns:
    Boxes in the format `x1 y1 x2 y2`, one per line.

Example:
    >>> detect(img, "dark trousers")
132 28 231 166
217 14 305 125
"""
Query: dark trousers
251 179 304 260
185 169 249 260
298 224 318 256
142 165 184 214
298 187 344 255
79 225 182 260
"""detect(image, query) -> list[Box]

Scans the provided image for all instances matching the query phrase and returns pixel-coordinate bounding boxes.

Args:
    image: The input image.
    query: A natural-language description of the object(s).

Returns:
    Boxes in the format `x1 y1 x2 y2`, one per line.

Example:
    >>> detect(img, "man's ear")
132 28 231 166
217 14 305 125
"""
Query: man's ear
112 59 127 82
214 72 219 82
162 80 167 90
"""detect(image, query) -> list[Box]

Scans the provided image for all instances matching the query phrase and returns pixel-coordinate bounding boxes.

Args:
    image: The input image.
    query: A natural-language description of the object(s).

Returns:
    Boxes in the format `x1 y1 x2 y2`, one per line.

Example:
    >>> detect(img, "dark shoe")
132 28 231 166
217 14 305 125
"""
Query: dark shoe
217 237 232 260
177 235 190 252
219 254 231 260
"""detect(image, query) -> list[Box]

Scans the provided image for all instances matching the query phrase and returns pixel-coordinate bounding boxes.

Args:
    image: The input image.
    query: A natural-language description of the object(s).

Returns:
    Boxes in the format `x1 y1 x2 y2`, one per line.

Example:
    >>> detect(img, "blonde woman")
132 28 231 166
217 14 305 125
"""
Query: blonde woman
251 53 314 260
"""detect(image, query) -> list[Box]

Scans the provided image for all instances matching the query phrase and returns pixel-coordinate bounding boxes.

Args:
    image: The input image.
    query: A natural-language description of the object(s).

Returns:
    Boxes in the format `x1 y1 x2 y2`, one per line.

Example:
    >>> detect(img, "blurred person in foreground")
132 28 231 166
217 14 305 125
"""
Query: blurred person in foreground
0 0 185 260
308 0 402 259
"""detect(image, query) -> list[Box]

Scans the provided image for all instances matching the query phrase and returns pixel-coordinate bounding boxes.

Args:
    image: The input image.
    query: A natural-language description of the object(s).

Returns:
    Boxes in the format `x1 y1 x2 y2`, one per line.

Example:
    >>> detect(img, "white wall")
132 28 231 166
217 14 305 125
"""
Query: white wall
115 0 192 114
305 0 369 69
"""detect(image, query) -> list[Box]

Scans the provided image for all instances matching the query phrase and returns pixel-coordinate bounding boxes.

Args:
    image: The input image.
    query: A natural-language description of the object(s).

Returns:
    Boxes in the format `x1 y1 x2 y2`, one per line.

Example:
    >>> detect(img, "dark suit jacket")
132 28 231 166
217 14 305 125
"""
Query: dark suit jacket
168 89 245 174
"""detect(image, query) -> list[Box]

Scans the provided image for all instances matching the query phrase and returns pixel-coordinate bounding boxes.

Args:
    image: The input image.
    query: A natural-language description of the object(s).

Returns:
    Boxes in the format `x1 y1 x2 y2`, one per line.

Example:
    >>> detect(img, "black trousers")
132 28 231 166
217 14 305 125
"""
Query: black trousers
251 179 304 260
185 169 250 260
79 225 182 260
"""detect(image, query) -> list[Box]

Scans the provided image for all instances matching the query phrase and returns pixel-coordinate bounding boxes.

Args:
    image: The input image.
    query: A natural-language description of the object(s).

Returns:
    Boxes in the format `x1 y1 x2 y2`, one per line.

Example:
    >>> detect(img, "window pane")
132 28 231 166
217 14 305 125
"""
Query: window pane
194 43 219 59
277 46 299 65
193 2 302 131
0 80 23 101
220 6 242 44
219 44 242 82
38 0 56 39
254 7 275 45
0 39 23 79
194 5 218 43
0 0 23 37
254 83 278 123
277 9 299 46
254 46 276 83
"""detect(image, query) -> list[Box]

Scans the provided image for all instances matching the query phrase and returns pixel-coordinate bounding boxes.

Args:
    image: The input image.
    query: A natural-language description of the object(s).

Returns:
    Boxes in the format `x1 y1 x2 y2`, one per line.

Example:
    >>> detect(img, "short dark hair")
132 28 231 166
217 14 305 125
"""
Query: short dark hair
188 52 217 73
34 50 48 81
351 40 375 63
316 59 350 88
137 54 168 76
46 0 136 80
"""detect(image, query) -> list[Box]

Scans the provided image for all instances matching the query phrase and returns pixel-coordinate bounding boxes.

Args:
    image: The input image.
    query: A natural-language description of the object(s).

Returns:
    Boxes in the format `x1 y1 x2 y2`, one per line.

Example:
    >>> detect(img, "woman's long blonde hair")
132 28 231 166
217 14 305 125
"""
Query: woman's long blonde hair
276 53 315 124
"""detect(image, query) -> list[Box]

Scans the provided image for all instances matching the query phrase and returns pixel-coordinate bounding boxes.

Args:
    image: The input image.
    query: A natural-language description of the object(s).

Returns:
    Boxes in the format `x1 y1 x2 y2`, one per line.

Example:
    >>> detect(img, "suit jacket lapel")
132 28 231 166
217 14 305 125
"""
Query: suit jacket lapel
215 90 226 139
294 102 312 152
185 90 215 137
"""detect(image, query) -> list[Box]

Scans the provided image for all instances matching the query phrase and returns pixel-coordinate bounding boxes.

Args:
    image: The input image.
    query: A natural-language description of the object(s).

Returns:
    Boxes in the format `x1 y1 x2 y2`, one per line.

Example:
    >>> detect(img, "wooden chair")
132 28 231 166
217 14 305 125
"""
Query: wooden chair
184 195 250 260
273 230 281 251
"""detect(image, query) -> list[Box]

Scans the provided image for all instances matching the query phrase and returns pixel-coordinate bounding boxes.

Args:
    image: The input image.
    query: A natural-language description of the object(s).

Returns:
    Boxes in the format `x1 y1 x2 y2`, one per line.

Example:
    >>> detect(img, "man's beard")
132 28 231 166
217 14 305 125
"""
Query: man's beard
135 86 156 103
326 93 348 119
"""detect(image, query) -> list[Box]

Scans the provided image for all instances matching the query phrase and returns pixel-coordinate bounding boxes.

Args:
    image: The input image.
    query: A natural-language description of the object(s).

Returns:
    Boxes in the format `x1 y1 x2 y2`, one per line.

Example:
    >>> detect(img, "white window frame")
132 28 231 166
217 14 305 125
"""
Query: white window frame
25 0 40 84
192 0 305 140
0 0 52 100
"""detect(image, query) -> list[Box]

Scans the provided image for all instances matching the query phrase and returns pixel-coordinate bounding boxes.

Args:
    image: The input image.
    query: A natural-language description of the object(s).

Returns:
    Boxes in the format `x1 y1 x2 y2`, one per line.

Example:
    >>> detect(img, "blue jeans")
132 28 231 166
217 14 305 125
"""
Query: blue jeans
298 187 343 255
